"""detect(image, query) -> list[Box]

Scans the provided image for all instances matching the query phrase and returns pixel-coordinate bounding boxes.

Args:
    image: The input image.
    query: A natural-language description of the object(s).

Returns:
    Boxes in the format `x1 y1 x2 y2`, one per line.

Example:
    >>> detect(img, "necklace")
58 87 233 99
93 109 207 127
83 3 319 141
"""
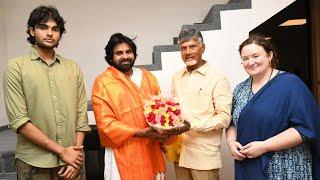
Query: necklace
268 68 274 82
251 68 274 94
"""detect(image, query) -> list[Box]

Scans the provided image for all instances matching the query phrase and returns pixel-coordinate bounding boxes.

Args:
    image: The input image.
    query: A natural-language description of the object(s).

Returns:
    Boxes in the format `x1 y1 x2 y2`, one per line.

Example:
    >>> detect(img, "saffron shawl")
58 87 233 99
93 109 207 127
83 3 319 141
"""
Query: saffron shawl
92 66 166 180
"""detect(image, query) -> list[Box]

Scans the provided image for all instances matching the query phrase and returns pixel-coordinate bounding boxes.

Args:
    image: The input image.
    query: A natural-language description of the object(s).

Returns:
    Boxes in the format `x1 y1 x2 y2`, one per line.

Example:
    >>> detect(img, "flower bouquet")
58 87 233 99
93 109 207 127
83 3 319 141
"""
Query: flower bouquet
143 96 184 130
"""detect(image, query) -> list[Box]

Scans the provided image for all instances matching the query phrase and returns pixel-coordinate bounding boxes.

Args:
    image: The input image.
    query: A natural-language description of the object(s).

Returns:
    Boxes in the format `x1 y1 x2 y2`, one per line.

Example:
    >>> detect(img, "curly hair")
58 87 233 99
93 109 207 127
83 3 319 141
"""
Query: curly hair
26 5 66 45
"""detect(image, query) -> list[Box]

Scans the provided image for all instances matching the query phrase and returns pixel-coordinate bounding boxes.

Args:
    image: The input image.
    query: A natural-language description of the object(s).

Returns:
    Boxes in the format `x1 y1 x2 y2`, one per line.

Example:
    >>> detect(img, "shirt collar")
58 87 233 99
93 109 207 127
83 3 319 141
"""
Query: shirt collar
29 46 61 63
181 61 209 77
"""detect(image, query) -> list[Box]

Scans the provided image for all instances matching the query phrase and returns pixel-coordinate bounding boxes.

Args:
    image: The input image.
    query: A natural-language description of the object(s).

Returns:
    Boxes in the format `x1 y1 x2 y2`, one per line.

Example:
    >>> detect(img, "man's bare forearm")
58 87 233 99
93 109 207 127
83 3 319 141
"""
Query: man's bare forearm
75 131 85 146
19 122 84 169
18 121 64 155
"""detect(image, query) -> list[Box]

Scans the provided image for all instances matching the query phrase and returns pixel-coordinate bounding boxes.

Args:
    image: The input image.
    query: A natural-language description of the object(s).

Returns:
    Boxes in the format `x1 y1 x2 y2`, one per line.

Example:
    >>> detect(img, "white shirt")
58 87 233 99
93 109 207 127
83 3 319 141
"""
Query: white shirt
130 67 142 87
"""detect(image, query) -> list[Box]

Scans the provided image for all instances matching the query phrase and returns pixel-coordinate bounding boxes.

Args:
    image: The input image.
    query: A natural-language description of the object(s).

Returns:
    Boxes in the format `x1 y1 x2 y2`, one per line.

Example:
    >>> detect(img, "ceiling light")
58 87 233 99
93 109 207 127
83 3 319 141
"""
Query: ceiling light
279 19 307 26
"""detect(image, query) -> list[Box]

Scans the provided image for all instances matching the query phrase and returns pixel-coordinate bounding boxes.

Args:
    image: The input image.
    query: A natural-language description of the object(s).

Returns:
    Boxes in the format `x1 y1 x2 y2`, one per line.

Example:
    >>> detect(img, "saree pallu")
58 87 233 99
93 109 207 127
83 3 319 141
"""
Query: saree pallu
235 72 320 180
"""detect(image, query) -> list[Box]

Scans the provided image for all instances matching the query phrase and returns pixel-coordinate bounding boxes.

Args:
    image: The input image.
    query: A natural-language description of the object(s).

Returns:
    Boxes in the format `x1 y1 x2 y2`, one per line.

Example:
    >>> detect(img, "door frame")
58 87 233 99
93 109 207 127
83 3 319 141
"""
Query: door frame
310 0 320 104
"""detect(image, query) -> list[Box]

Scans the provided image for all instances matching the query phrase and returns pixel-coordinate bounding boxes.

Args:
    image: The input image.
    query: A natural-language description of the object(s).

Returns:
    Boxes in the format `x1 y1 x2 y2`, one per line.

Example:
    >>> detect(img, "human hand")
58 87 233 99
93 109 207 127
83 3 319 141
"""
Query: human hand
137 127 169 142
228 140 246 161
58 165 79 179
59 146 84 169
240 141 268 159
162 120 191 136
159 143 167 153
146 127 170 142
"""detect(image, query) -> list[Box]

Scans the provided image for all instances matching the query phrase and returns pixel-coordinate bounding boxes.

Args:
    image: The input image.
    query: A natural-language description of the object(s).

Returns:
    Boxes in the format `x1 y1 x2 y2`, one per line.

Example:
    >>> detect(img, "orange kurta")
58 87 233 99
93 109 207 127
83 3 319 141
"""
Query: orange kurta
91 66 166 180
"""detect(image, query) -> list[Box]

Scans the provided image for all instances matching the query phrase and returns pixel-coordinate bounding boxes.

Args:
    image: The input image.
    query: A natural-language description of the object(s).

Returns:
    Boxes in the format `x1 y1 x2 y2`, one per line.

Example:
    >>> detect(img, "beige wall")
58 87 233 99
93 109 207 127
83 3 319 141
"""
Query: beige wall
0 2 8 127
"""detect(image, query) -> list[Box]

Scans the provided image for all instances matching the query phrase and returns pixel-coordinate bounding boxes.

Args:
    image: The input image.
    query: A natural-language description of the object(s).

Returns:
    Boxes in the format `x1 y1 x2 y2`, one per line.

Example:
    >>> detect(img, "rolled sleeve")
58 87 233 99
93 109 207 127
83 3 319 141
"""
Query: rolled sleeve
76 124 91 132
3 62 30 133
9 117 30 133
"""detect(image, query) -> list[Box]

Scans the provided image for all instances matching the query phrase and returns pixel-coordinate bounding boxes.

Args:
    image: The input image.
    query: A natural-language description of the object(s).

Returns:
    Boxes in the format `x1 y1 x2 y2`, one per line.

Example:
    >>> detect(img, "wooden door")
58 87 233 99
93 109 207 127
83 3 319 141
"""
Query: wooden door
310 0 320 104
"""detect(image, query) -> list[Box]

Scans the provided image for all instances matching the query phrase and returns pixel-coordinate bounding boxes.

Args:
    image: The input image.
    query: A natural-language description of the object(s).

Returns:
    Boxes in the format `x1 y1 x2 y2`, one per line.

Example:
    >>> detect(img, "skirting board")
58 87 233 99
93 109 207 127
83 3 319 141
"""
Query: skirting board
0 125 9 131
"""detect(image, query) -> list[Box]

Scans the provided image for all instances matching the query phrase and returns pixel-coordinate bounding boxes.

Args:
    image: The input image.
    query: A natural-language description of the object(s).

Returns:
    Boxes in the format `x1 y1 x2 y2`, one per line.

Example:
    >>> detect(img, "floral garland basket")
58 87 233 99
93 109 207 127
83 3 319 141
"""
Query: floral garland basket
143 96 184 130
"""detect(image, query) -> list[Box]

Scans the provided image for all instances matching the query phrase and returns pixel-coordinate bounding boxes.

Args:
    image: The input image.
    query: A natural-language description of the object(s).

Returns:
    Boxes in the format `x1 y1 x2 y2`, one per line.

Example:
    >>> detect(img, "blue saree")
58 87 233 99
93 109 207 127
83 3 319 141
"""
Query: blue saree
233 72 320 180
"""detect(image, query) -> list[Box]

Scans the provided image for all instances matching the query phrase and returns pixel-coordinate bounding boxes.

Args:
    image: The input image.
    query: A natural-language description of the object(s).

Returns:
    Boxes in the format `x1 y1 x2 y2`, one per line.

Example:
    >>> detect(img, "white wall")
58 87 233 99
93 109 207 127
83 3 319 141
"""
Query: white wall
0 2 8 127
154 0 296 95
0 0 228 127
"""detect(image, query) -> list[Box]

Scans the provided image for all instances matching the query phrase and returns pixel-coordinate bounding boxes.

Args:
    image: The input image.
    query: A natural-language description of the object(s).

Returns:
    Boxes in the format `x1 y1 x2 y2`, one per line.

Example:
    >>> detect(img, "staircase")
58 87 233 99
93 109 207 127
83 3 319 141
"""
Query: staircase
138 0 296 97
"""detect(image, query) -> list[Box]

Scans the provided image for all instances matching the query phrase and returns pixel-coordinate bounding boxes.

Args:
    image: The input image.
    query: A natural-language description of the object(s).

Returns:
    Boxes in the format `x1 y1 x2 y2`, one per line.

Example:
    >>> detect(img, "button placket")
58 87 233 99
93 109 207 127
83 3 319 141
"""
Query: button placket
48 66 63 144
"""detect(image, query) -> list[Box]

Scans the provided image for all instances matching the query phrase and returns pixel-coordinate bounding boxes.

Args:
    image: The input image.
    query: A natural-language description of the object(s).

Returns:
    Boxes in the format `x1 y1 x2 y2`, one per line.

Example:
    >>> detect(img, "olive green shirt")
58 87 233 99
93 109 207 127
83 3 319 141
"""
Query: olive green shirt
3 47 91 168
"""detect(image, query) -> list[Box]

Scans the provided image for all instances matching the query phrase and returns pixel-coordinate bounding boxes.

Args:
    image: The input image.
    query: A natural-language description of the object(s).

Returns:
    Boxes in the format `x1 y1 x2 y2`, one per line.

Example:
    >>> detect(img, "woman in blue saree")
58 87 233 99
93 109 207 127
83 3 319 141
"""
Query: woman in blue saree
226 35 320 180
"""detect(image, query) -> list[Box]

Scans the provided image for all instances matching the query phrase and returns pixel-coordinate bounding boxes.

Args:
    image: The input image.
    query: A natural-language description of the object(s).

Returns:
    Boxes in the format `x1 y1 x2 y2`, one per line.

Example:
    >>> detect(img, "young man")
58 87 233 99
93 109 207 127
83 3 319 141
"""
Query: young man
3 6 90 179
170 28 232 180
91 33 168 180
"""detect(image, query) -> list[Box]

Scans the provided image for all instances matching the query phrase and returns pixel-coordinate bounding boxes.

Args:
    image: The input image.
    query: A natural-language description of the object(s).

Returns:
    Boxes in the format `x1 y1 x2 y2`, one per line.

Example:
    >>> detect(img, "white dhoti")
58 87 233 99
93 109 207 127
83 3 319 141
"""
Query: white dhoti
104 148 121 180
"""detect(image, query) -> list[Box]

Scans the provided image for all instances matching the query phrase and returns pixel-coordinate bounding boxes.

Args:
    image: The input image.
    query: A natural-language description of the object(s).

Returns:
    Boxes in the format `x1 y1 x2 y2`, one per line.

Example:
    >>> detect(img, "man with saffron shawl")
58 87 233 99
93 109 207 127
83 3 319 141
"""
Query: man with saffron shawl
91 33 167 180
226 35 320 180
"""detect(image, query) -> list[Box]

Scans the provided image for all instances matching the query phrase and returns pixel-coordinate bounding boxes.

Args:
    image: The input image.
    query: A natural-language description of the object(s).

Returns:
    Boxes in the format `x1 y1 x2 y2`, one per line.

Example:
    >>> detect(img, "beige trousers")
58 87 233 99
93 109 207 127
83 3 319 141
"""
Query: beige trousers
174 162 219 180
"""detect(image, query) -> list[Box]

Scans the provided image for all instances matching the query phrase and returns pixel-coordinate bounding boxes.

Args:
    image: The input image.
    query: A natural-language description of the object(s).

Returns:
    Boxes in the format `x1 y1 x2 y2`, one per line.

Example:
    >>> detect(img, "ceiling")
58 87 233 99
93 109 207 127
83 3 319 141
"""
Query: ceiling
251 0 309 36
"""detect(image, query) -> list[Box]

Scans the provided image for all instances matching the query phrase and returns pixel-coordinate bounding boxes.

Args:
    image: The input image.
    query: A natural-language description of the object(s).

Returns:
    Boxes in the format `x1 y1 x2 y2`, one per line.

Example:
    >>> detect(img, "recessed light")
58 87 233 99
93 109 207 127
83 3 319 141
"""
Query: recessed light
279 19 307 26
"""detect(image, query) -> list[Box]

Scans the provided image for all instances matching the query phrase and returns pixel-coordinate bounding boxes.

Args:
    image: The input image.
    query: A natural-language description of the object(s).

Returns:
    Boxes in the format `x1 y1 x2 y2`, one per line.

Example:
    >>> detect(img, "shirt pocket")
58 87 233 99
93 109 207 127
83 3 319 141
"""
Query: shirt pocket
199 88 214 109
181 88 213 114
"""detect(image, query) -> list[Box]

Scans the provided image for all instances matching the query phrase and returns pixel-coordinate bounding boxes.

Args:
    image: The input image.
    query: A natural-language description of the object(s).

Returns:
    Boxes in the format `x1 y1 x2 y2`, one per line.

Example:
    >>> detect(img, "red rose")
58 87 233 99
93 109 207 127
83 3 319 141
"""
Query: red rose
173 109 180 116
151 104 160 109
147 112 156 124
165 101 171 105
160 116 166 125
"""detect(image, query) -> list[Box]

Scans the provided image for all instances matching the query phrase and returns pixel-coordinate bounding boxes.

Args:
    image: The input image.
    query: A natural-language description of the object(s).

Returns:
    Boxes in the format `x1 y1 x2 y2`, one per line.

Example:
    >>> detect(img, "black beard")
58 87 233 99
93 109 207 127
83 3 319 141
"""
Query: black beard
113 59 135 73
